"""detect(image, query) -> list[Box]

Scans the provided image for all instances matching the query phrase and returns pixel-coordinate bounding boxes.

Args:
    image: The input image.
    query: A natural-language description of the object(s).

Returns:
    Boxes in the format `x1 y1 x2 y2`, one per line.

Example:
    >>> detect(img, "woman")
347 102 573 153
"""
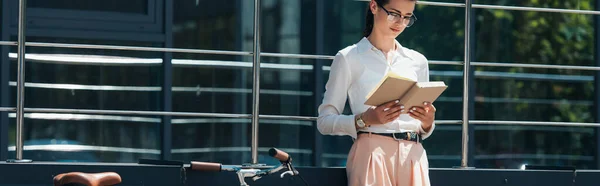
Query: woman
316 0 435 185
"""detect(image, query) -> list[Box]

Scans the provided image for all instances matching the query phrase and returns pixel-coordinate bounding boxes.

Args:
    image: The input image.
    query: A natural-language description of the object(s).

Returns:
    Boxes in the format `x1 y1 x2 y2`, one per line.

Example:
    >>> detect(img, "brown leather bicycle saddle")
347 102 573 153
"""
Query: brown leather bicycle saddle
53 172 122 186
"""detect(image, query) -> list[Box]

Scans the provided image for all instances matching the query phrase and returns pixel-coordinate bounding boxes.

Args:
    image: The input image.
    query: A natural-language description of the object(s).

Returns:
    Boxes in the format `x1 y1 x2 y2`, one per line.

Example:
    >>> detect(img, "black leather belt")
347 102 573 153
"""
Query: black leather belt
358 131 422 143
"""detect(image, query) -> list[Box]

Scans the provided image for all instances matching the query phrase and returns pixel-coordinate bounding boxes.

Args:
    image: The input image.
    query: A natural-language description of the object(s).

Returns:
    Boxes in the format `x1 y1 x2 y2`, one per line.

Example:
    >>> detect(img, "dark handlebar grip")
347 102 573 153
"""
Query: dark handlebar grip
190 161 222 172
269 148 290 163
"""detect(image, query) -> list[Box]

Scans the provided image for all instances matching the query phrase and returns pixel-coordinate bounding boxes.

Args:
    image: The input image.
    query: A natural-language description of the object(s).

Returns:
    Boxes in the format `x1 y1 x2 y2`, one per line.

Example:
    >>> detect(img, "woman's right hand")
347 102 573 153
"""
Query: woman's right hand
362 100 404 125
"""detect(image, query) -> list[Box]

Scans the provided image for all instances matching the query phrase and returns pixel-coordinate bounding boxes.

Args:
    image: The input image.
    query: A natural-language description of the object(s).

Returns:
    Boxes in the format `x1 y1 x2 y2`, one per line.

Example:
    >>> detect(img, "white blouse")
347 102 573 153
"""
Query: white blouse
317 37 436 140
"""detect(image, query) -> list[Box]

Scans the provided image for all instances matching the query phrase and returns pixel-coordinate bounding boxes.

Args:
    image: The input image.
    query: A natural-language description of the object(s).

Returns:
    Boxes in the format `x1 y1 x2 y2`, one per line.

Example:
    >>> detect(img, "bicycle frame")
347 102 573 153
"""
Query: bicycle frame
190 148 305 186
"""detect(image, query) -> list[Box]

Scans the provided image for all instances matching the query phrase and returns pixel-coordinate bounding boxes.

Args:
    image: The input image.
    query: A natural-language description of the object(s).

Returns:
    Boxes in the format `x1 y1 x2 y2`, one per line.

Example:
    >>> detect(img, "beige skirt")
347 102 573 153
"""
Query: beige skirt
346 132 431 186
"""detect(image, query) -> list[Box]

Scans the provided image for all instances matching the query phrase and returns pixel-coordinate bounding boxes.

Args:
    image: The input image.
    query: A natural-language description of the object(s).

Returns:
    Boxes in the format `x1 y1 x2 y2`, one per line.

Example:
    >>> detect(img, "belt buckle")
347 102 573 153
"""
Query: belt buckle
392 133 401 141
411 133 421 143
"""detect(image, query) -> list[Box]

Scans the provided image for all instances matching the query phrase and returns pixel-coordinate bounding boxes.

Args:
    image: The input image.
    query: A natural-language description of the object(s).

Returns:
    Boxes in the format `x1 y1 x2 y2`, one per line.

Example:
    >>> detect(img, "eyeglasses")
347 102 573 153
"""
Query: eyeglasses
377 3 417 27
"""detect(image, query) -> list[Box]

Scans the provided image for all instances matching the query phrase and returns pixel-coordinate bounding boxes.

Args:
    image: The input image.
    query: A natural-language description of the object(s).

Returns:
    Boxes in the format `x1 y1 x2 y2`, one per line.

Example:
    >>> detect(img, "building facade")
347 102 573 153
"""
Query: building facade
0 0 598 169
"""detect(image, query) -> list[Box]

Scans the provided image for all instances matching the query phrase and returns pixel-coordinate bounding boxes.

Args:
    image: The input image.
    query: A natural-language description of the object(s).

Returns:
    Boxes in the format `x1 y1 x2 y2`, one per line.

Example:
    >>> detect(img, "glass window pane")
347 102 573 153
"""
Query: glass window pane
258 57 315 116
172 55 316 166
474 68 594 122
173 55 316 115
172 117 249 165
0 0 3 37
3 46 15 108
474 67 597 169
26 37 162 48
172 118 313 166
172 54 249 114
474 0 595 10
319 1 465 61
475 125 595 169
260 0 305 54
322 135 353 167
7 114 160 162
430 65 464 120
28 0 148 14
424 125 463 167
399 5 465 61
258 120 313 166
320 0 365 55
14 46 163 111
475 10 594 66
173 0 248 51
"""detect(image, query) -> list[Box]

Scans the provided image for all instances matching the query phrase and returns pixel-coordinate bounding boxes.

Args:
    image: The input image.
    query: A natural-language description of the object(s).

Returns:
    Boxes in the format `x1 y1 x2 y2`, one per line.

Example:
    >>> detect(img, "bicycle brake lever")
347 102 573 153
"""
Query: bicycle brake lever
252 175 263 181
280 170 295 178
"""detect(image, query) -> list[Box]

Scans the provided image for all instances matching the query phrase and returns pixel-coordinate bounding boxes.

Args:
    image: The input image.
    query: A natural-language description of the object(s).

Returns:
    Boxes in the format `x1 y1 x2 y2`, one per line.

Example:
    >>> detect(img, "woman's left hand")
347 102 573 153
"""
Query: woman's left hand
408 102 436 132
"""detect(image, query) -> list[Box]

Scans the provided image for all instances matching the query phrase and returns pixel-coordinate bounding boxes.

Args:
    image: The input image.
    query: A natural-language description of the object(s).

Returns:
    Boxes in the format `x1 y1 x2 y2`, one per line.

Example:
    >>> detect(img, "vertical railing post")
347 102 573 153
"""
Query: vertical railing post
7 0 32 163
460 0 473 168
250 0 261 165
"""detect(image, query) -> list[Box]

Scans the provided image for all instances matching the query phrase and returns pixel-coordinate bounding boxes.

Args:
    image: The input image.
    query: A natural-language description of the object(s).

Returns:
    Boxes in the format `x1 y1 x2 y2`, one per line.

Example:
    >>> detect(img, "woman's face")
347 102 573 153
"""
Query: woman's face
370 0 416 39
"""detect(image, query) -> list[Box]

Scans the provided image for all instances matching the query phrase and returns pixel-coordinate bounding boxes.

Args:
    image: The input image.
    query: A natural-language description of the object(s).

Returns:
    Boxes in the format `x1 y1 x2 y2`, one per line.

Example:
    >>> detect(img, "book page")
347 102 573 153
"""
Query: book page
400 82 447 112
364 72 416 106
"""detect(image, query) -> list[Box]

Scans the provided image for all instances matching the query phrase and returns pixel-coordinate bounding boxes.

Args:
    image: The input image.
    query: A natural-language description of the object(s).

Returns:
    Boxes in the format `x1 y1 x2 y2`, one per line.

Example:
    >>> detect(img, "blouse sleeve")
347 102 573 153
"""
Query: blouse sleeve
316 52 359 139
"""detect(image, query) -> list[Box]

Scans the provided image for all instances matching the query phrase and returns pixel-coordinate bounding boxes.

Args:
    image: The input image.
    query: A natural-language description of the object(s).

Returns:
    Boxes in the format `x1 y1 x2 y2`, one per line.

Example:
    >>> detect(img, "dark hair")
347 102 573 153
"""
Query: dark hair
363 0 416 37
363 0 389 37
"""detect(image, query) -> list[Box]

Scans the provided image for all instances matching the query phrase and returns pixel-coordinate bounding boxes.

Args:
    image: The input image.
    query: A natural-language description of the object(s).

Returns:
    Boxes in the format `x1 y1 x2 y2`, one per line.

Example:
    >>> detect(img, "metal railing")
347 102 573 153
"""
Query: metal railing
2 0 600 167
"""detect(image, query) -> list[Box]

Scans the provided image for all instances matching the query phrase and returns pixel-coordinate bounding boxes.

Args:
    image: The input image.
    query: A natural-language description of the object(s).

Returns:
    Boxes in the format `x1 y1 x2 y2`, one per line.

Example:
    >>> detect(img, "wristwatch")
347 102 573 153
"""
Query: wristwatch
356 113 367 129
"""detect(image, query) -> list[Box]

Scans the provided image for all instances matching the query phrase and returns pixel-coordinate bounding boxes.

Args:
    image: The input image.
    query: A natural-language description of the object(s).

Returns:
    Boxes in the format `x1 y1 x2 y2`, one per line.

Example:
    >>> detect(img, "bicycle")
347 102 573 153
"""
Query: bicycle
190 147 308 186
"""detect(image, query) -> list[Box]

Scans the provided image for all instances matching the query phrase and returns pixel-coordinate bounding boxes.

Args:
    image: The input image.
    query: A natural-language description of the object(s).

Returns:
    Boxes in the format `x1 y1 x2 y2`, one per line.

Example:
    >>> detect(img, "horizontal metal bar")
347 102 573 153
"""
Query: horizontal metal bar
17 42 600 71
472 62 600 71
20 108 317 121
325 152 593 161
10 51 600 71
7 144 316 156
474 97 593 105
417 1 465 8
8 81 313 96
7 108 464 124
0 41 16 46
24 108 251 118
470 120 600 127
18 110 594 128
9 113 161 123
173 87 313 96
261 52 334 60
173 59 314 70
472 4 600 15
25 42 339 61
9 81 162 91
259 114 316 121
24 108 320 121
8 52 463 68
476 125 595 133
8 144 160 154
0 107 15 112
171 118 313 126
8 52 162 66
6 112 315 126
430 60 463 66
356 0 465 8
172 147 312 154
359 0 600 14
323 153 463 160
475 154 594 161
26 42 253 56
435 120 463 124
475 71 593 82
6 108 600 127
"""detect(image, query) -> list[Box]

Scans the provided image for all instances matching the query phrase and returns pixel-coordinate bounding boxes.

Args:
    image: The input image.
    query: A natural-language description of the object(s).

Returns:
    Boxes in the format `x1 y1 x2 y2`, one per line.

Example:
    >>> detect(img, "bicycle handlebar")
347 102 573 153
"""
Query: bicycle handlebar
190 161 222 172
189 148 304 186
269 148 290 163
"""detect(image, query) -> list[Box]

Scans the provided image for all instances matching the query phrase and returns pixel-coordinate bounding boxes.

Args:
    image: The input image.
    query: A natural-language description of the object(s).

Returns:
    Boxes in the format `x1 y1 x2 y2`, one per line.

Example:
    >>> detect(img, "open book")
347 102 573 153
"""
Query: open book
364 72 447 113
